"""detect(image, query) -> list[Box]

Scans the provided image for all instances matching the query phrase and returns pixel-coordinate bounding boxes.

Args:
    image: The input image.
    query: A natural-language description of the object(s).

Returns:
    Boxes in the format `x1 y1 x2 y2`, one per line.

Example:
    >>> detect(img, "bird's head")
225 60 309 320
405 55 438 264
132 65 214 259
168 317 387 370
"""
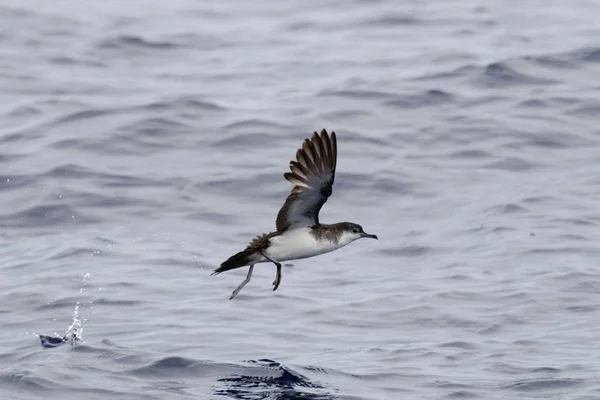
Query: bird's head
337 222 378 246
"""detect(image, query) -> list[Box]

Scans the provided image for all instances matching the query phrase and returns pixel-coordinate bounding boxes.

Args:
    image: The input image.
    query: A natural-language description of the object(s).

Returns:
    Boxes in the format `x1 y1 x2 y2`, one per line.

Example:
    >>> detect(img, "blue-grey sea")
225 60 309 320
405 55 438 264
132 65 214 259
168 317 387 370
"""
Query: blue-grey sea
2 1 600 399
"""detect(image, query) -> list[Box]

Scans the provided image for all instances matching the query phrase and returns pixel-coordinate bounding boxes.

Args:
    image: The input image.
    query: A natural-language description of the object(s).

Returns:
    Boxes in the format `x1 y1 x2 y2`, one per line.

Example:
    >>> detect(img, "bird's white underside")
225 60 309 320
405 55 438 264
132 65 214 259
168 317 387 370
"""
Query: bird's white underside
258 227 354 263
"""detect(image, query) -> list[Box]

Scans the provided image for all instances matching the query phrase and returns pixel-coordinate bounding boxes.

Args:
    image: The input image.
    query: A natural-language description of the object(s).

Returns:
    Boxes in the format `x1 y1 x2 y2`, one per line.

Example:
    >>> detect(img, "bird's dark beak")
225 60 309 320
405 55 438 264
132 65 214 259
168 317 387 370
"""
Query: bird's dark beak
361 233 378 240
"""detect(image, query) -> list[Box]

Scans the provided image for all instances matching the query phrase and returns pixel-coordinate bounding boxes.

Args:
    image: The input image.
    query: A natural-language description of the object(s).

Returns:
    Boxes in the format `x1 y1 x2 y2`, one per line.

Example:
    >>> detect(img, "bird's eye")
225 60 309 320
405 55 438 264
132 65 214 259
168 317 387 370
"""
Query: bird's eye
352 228 359 233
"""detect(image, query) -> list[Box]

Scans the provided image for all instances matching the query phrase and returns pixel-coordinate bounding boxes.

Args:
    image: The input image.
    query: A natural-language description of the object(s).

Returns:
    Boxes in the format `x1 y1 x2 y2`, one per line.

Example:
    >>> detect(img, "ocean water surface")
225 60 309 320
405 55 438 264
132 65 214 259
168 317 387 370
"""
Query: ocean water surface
1 0 600 399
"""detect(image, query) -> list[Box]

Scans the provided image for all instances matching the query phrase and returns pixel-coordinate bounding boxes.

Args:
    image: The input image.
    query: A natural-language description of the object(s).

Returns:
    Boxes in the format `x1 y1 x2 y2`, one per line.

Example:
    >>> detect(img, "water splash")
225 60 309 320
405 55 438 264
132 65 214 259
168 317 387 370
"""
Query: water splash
39 273 92 348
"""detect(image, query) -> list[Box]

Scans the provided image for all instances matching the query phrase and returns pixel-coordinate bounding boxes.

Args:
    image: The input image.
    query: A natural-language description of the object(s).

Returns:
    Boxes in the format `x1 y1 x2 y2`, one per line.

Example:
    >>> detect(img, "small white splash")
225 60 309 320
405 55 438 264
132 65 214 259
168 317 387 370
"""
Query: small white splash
64 303 83 343
38 273 93 347
65 273 93 344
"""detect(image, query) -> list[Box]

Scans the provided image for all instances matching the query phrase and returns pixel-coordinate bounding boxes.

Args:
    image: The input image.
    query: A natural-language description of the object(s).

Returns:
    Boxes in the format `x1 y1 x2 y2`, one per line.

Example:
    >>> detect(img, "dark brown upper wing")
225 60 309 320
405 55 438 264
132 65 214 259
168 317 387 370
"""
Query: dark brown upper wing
275 129 337 231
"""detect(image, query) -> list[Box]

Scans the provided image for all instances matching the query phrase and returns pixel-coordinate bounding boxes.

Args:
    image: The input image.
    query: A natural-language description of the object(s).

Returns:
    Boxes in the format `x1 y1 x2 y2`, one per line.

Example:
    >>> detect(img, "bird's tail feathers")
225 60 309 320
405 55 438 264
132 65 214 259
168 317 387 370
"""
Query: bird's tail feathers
211 249 256 275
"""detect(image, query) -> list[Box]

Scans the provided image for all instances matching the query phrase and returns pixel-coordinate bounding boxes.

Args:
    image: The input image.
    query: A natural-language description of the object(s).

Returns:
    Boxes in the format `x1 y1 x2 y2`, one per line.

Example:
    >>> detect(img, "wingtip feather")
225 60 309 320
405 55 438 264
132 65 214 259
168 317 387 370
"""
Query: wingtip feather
330 131 337 170
289 128 338 178
284 172 309 187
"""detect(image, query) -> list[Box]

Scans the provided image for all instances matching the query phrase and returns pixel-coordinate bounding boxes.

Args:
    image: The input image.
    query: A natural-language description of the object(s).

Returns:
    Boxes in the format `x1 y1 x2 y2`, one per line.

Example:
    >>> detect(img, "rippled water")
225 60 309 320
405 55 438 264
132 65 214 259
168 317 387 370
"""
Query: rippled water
2 0 600 399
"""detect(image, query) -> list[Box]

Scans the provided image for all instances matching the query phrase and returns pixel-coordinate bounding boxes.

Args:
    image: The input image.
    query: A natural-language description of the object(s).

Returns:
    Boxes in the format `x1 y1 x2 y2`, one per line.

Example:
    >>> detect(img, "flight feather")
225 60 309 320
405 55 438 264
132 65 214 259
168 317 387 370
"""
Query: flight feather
276 129 337 231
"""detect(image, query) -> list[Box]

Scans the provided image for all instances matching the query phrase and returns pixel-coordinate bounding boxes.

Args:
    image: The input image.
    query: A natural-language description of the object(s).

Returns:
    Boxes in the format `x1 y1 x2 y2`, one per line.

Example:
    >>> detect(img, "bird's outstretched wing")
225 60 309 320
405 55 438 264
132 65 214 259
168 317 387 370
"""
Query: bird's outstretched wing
276 129 337 231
